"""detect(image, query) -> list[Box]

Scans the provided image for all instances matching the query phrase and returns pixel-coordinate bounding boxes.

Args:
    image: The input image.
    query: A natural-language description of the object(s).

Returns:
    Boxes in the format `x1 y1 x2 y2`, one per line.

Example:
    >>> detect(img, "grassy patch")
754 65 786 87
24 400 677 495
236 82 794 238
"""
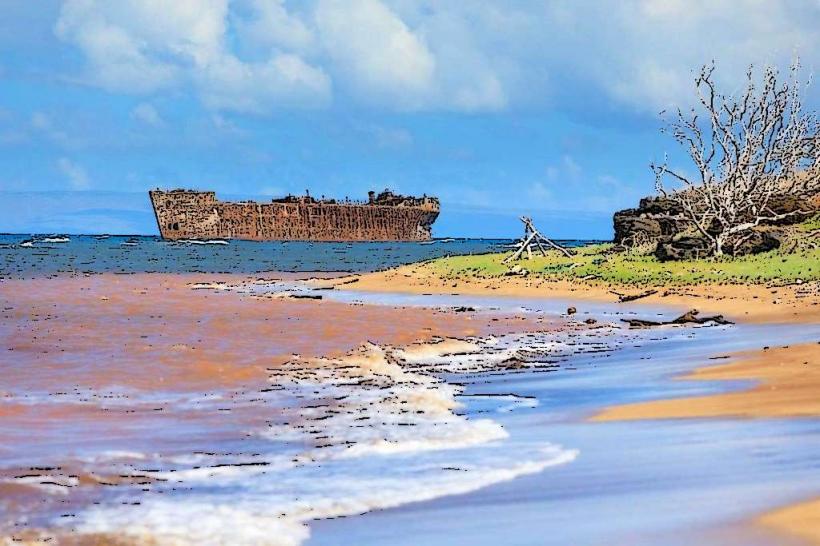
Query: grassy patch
796 213 820 233
427 241 820 287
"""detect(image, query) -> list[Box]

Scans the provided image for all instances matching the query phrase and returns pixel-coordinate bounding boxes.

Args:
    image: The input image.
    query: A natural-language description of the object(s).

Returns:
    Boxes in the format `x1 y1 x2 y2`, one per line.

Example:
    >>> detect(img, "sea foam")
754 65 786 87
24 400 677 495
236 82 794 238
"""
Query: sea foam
64 336 583 545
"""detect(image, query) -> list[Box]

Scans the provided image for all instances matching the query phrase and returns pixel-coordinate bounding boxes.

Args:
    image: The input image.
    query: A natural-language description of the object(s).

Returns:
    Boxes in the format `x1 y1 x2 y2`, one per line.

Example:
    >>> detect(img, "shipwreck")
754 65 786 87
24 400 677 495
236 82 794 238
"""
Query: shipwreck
149 189 440 242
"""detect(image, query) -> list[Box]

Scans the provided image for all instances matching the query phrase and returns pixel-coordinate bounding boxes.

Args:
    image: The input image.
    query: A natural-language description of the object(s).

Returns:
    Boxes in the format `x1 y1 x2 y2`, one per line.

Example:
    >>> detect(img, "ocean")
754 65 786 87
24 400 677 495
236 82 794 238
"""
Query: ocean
0 234 584 277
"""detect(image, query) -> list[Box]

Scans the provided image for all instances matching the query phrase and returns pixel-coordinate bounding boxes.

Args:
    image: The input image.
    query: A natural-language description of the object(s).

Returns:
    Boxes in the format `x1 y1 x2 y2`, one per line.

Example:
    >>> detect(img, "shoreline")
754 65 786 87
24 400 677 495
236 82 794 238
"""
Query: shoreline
1 272 526 544
339 263 820 324
592 343 820 421
759 498 820 545
3 269 818 544
342 263 820 544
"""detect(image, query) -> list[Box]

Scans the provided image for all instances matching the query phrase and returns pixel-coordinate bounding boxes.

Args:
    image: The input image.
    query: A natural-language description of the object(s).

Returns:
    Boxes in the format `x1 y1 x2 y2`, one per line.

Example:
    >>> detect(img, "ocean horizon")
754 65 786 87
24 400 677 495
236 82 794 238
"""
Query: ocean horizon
0 234 603 277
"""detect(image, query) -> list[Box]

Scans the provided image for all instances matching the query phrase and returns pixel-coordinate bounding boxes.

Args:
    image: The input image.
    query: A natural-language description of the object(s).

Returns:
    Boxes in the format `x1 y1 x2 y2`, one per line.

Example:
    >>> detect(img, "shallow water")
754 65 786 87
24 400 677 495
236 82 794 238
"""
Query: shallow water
307 290 820 546
0 274 587 544
1 275 818 545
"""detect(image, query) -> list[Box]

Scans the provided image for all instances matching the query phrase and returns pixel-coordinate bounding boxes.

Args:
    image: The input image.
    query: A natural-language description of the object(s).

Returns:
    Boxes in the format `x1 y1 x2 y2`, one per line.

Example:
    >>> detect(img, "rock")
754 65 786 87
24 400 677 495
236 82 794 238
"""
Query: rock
453 306 476 313
655 236 711 261
613 210 661 244
729 230 783 256
290 293 323 300
501 357 527 369
584 318 597 325
622 309 733 328
655 229 783 260
505 265 530 276
758 194 817 226
615 188 819 258
638 196 686 216
567 306 577 315
613 197 689 247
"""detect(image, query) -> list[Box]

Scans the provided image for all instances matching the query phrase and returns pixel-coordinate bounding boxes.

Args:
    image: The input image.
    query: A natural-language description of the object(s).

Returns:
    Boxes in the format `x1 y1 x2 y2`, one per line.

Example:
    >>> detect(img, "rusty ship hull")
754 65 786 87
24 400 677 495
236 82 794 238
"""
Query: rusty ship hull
149 189 440 242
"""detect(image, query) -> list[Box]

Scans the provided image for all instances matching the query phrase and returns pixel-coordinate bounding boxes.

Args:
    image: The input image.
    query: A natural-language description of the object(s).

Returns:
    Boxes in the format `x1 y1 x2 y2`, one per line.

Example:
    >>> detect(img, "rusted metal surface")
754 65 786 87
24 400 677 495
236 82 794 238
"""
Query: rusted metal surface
149 189 440 241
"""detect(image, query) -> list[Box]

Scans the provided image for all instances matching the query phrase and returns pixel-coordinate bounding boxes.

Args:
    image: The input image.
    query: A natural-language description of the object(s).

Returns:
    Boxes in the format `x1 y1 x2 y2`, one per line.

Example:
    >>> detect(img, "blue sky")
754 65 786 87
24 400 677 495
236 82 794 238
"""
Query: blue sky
1 1 819 238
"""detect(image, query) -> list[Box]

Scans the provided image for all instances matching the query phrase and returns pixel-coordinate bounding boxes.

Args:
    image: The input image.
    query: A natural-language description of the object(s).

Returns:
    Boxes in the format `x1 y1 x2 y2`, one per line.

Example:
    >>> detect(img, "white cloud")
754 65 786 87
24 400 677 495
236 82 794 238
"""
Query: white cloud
527 181 552 202
30 112 51 131
357 123 413 149
315 0 435 109
538 156 644 212
131 103 164 126
545 156 582 185
57 158 91 189
197 52 330 113
211 113 245 136
55 2 180 93
234 0 315 54
53 0 820 114
56 0 329 112
313 0 506 111
535 0 820 112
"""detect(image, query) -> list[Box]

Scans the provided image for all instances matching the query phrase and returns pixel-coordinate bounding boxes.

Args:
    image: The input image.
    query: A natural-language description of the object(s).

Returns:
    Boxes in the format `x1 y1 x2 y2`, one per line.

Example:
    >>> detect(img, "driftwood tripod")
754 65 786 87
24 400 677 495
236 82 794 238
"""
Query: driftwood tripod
504 216 573 262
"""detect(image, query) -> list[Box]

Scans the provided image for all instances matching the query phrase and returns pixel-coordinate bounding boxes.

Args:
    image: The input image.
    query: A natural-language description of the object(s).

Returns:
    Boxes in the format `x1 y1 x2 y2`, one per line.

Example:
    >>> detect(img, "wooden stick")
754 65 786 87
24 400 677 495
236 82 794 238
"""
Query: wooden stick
535 233 573 258
504 231 536 262
611 289 658 302
519 216 572 258
533 237 548 256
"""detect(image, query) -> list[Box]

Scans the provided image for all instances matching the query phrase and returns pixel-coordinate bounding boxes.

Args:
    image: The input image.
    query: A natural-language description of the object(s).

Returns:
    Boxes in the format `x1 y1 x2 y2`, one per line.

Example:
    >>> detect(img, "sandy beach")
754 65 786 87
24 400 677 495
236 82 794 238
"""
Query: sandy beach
6 2 820 543
2 266 818 544
343 263 820 544
344 262 820 324
594 343 820 420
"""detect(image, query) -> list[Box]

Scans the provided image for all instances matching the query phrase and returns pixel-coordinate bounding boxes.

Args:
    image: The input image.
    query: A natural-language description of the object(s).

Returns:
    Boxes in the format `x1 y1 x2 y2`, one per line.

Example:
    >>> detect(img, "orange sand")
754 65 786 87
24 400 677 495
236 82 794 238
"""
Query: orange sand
0 273 493 395
759 499 820 545
343 264 820 324
593 344 820 421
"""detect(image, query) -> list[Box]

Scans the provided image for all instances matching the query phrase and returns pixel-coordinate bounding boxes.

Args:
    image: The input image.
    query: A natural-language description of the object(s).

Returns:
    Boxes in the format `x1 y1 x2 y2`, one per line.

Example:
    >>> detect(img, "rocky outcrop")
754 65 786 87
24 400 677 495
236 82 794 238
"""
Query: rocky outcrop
654 229 784 261
613 197 690 247
614 191 818 260
754 194 817 226
654 236 711 261
729 229 784 256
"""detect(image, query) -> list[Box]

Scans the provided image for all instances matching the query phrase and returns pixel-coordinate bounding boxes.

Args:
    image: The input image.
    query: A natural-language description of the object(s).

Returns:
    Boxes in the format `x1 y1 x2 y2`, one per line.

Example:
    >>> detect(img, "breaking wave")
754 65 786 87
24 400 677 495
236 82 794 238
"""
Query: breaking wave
20 333 598 545
175 239 230 245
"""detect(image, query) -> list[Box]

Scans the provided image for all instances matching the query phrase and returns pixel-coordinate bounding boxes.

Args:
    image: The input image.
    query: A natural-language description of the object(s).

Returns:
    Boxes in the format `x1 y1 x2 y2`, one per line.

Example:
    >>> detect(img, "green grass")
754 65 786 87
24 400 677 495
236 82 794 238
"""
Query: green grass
796 213 820 233
426 240 820 287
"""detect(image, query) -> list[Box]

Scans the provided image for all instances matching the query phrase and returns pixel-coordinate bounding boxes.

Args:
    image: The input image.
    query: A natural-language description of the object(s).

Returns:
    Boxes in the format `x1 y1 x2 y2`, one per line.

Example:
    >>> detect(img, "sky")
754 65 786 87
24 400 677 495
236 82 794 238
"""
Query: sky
1 0 820 238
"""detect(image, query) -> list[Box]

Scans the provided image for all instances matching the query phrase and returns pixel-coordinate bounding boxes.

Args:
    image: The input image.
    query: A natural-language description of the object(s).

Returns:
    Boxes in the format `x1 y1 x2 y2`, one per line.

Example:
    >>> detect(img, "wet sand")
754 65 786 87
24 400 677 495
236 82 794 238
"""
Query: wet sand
1 273 537 543
591 342 820 543
346 264 820 543
760 498 820 545
344 263 820 324
3 270 819 544
594 343 820 420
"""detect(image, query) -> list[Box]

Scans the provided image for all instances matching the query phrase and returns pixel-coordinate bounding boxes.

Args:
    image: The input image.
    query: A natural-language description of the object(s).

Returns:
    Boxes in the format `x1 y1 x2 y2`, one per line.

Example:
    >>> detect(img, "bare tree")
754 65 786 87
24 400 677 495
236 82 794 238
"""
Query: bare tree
651 59 820 256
